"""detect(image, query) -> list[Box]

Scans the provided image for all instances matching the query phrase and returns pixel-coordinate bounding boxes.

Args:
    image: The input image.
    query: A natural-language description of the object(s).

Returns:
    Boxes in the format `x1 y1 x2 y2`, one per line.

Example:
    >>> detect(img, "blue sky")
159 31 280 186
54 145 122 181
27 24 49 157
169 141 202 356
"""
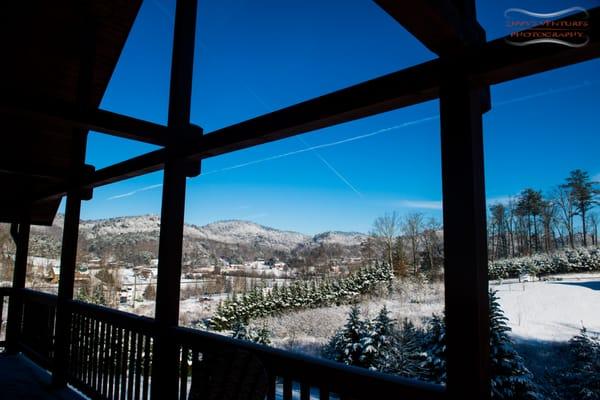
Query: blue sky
73 0 600 234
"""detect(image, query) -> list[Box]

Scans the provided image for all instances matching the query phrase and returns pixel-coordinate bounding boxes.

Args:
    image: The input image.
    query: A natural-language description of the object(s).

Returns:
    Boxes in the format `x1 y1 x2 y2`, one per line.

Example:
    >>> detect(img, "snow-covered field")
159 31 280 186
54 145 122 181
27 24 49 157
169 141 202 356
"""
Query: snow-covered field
492 273 600 342
118 273 600 348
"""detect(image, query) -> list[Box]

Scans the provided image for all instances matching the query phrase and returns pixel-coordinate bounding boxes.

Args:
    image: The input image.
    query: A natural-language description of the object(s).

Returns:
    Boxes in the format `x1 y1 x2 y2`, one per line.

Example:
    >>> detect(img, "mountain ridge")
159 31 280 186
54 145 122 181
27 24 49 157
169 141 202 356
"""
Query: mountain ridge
17 215 367 264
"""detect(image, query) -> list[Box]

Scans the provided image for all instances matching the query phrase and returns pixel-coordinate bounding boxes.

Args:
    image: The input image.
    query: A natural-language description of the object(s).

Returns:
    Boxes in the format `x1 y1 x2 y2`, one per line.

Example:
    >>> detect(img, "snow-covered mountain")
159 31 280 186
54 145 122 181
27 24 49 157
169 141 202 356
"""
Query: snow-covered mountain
14 215 368 263
312 231 366 247
191 220 311 251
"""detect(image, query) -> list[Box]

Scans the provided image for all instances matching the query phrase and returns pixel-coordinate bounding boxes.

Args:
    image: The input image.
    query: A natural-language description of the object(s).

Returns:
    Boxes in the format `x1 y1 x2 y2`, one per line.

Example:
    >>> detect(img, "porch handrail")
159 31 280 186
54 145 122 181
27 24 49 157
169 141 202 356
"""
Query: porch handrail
3 289 446 400
173 325 445 400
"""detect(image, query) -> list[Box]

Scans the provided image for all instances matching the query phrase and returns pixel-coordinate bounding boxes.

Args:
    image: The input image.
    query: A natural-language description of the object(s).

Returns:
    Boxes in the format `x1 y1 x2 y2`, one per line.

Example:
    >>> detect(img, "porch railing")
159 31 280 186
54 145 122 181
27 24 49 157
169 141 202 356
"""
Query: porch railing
1 288 445 400
18 288 57 369
174 326 444 400
67 300 155 400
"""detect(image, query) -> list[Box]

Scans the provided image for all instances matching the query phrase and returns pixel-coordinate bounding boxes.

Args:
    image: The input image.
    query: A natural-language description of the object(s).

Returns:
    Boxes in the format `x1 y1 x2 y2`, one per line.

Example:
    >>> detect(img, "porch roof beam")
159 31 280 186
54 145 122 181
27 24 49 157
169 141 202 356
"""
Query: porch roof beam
373 0 486 54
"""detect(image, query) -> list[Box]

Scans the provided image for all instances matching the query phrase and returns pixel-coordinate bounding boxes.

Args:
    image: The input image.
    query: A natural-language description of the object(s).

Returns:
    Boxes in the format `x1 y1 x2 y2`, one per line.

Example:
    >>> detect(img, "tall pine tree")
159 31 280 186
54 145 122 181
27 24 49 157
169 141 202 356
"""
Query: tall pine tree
489 290 541 399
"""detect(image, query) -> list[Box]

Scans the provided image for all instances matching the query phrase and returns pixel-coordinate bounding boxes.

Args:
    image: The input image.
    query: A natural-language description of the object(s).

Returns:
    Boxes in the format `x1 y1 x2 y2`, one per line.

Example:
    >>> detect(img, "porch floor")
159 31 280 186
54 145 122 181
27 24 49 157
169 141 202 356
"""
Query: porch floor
0 353 86 399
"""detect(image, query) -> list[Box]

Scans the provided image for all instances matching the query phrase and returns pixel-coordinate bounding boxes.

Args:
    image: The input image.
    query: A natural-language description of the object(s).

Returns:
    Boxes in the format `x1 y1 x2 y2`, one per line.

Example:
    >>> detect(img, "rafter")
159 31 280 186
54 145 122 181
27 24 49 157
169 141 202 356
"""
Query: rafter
374 0 485 54
0 98 176 146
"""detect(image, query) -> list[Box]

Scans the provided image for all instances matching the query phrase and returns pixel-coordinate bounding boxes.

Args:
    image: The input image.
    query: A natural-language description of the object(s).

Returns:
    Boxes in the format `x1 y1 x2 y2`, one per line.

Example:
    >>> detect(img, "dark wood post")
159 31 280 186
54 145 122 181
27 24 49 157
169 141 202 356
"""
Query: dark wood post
52 188 83 387
52 4 95 386
6 222 30 353
439 67 491 399
151 0 199 398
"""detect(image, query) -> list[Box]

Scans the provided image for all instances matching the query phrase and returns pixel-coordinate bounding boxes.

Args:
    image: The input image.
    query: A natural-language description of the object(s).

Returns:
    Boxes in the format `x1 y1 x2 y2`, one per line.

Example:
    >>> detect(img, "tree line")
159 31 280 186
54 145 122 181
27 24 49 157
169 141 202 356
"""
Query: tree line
365 211 444 281
488 169 599 260
366 169 599 274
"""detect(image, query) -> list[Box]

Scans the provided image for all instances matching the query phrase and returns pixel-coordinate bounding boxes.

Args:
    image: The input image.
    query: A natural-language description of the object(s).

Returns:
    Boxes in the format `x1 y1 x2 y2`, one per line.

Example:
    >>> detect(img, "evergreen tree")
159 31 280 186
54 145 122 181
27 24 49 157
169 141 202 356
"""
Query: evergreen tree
395 319 427 378
489 290 540 399
323 305 368 367
563 169 600 246
361 306 395 371
210 263 393 331
249 324 271 346
92 284 107 306
422 313 446 384
549 327 600 400
231 321 271 346
231 320 249 341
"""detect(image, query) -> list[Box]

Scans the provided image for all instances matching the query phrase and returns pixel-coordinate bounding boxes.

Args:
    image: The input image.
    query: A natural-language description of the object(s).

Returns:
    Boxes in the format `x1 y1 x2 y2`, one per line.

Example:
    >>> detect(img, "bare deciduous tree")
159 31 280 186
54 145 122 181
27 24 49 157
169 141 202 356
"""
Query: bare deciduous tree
402 212 424 275
371 211 401 273
553 185 577 248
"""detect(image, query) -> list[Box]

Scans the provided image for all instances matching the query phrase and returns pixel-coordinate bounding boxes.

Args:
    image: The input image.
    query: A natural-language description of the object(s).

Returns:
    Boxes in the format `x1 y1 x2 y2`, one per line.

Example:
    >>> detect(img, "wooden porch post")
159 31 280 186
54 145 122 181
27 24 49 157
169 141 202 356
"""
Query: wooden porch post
151 0 199 398
440 67 491 398
52 186 84 387
52 4 95 386
6 222 30 354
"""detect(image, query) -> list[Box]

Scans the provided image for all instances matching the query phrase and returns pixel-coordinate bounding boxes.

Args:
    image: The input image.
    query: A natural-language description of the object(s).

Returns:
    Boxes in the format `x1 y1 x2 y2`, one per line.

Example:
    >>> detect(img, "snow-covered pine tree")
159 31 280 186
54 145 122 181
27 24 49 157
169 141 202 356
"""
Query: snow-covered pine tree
248 324 271 346
231 320 248 341
489 290 541 399
422 313 446 384
395 319 427 378
361 306 396 371
549 327 600 400
322 305 368 367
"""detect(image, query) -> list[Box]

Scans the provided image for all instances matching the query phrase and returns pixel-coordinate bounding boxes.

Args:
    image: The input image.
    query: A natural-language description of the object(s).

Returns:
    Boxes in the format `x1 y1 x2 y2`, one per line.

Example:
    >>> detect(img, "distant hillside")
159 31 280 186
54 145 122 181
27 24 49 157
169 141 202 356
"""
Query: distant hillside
1 215 367 266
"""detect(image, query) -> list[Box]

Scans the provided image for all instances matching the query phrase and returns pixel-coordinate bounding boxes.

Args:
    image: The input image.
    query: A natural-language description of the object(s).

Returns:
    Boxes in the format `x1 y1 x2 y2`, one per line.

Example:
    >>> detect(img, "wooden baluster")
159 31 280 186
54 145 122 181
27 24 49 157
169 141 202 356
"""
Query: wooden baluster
127 331 137 400
179 346 189 400
300 382 310 400
83 315 91 385
98 321 106 396
67 312 76 377
91 319 99 393
121 329 130 400
267 375 276 400
134 332 144 400
74 313 82 381
114 327 123 398
88 316 94 387
283 377 293 400
142 336 151 400
102 323 112 397
109 324 117 397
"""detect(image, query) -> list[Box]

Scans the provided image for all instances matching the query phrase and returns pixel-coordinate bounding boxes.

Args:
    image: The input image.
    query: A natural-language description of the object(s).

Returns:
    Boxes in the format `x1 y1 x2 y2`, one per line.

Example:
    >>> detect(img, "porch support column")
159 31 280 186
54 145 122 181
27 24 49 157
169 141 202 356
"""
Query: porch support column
52 177 86 387
440 65 491 399
151 0 200 398
52 3 96 386
6 221 30 353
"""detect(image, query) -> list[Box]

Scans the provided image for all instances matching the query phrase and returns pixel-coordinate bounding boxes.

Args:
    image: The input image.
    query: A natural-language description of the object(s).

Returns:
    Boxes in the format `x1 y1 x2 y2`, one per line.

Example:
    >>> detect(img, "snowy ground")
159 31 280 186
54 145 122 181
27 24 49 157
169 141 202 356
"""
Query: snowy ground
492 273 600 342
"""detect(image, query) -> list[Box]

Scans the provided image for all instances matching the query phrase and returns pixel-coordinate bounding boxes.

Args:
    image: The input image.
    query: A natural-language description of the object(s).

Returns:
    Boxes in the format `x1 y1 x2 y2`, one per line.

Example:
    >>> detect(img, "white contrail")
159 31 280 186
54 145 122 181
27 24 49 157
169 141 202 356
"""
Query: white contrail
296 135 363 197
203 115 440 175
495 80 597 107
245 86 367 197
397 200 443 210
107 184 163 200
